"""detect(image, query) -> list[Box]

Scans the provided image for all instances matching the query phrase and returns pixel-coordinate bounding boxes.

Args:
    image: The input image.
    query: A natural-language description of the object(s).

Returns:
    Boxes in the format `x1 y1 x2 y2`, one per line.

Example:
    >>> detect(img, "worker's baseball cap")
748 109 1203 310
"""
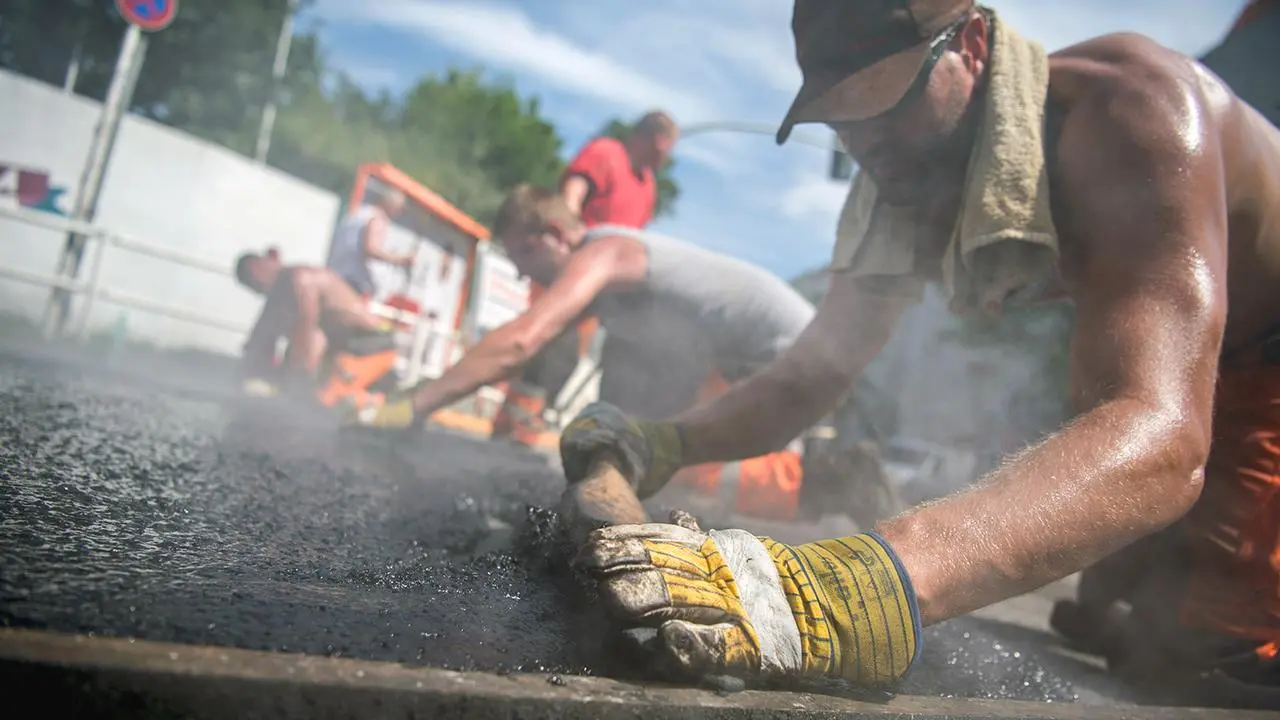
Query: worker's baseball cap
776 0 977 144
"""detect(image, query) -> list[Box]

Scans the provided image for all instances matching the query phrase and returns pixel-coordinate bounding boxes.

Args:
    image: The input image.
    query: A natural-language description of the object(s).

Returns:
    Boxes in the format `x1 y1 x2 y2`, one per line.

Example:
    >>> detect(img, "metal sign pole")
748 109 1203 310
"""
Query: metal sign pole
254 0 299 163
41 23 150 338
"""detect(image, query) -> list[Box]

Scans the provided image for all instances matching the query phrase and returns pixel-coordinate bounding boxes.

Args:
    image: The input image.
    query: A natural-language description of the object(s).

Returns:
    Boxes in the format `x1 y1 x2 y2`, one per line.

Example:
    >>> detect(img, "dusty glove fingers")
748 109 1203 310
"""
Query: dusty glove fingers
657 619 762 680
240 378 279 397
575 522 705 580
347 397 416 429
577 523 744 624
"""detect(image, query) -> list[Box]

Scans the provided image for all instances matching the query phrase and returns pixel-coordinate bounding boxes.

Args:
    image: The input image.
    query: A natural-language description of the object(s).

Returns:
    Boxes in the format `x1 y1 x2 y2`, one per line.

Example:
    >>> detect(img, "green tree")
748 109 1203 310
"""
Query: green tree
270 68 566 224
596 118 681 218
0 2 572 227
0 0 324 155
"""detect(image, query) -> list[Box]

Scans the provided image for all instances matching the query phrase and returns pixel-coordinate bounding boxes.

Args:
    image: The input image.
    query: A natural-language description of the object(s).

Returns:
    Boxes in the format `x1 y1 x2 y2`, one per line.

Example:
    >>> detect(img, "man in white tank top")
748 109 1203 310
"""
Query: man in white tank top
326 187 414 297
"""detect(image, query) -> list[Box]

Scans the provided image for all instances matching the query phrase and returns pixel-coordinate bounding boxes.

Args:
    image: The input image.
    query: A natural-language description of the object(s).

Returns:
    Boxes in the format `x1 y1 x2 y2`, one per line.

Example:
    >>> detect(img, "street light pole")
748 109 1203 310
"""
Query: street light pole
41 23 150 339
254 0 300 164
679 121 855 180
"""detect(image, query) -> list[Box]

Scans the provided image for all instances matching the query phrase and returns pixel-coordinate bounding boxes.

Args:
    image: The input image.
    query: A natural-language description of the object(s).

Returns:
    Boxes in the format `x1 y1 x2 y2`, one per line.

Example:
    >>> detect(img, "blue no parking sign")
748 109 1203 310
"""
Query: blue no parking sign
115 0 179 32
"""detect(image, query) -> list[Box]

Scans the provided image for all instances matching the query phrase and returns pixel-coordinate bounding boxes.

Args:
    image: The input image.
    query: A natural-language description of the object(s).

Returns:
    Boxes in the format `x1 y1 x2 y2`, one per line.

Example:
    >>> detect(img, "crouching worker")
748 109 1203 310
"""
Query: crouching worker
560 0 1280 696
346 184 882 523
233 250 397 408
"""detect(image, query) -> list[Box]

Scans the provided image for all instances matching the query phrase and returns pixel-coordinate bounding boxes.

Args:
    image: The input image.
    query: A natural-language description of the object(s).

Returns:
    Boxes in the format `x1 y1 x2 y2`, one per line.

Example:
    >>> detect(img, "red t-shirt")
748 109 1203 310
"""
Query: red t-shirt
562 137 656 229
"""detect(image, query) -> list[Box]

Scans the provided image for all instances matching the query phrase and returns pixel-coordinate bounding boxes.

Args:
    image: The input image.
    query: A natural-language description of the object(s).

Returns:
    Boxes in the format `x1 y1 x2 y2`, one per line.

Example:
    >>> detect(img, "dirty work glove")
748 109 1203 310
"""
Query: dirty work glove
240 378 279 398
343 394 418 430
560 402 684 498
577 511 922 687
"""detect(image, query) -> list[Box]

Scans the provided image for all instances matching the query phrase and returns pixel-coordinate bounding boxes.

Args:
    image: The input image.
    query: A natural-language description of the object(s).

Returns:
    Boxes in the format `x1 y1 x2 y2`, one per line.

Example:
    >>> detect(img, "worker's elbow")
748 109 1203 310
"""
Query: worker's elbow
507 332 541 369
1146 413 1211 527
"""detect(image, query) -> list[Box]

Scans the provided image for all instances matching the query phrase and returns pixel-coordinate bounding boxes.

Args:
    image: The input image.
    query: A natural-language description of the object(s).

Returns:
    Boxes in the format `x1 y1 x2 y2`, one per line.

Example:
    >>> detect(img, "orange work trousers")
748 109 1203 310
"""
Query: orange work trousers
664 372 805 522
1179 354 1280 643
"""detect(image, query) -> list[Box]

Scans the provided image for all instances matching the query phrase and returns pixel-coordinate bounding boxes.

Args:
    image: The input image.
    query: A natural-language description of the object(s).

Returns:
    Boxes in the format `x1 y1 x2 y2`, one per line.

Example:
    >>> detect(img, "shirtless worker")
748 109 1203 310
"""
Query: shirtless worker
235 250 391 396
347 185 879 524
560 0 1280 692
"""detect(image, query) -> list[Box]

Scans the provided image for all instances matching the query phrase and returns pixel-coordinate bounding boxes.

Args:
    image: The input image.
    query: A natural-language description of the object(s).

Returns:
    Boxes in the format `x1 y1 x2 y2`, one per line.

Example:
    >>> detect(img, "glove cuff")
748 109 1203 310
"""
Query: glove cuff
635 420 686 498
861 531 924 670
779 532 922 685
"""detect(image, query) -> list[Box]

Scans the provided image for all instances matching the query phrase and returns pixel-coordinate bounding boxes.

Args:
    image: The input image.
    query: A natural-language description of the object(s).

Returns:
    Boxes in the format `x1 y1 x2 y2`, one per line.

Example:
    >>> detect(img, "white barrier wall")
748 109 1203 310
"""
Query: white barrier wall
0 69 342 355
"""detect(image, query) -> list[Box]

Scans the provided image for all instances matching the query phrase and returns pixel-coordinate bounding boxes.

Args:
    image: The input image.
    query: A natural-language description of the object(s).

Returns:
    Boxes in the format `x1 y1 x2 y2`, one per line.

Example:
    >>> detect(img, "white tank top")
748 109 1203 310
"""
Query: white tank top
326 204 382 295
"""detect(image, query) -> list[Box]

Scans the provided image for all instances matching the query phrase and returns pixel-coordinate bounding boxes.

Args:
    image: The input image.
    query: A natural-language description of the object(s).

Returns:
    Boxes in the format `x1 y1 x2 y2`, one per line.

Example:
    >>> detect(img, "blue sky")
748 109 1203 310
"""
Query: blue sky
302 0 1249 280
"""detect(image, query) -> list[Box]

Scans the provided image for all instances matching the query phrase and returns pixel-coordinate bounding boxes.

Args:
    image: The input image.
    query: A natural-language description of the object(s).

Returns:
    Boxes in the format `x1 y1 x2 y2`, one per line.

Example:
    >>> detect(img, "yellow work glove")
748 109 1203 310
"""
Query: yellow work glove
577 511 921 687
560 402 685 498
343 395 417 429
240 378 279 398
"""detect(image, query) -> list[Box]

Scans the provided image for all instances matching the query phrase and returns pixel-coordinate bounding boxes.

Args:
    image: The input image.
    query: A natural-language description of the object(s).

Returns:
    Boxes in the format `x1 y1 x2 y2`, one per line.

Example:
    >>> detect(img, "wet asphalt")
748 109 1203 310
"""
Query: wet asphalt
0 342 1229 709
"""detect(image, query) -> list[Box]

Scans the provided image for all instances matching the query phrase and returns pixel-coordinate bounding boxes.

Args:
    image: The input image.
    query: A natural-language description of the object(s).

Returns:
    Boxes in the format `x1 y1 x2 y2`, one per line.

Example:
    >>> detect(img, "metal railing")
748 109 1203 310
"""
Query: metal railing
0 204 444 382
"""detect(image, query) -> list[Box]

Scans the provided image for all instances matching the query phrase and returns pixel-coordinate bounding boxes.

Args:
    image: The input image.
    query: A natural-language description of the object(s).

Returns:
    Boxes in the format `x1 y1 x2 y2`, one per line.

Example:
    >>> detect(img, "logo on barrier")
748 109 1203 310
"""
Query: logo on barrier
115 0 178 32
0 165 68 216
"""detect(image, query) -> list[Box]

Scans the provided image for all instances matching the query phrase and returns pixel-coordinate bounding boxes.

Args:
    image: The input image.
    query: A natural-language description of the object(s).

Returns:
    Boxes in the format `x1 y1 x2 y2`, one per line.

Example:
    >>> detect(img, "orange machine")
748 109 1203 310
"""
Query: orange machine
308 164 483 423
322 163 515 436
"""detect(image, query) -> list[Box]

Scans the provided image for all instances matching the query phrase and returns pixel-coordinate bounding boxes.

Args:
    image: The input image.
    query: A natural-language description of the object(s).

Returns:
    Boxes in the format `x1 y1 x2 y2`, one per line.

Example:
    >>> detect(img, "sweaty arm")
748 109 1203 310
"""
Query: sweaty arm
676 272 912 464
409 237 647 416
562 138 616 218
362 214 414 267
561 175 592 218
877 81 1228 625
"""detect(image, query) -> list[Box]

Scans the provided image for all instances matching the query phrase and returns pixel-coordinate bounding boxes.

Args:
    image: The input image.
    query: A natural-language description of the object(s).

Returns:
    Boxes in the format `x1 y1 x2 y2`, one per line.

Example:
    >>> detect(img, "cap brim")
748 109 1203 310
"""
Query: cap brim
776 42 932 145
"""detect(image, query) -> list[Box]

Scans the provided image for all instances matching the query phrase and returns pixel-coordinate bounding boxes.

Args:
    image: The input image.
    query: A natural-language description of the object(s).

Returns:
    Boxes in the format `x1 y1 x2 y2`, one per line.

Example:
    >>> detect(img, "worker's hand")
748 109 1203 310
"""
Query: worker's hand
560 402 684 498
576 511 922 687
342 395 418 430
240 378 279 398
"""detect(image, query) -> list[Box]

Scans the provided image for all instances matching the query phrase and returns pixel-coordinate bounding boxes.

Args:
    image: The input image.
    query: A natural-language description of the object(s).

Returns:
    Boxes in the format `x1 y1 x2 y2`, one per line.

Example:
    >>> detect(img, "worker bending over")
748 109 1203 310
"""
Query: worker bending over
235 250 391 395
561 0 1280 692
349 185 868 523
499 110 680 446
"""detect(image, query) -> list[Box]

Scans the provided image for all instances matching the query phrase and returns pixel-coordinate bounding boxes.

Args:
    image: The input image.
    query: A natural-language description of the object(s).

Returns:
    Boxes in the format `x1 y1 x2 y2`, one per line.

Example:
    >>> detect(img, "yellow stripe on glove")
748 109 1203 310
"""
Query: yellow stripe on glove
764 535 919 684
577 512 921 686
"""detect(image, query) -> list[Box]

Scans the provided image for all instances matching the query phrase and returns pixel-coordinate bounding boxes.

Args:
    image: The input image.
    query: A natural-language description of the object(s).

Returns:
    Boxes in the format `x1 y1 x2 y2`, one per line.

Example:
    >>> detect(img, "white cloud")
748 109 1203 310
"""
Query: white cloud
317 0 715 123
779 176 848 224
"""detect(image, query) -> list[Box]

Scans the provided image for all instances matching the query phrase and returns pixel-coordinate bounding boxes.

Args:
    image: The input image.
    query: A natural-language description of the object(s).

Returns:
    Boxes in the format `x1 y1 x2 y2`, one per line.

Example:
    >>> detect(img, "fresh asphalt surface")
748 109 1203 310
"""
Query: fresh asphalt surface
0 340 1255 710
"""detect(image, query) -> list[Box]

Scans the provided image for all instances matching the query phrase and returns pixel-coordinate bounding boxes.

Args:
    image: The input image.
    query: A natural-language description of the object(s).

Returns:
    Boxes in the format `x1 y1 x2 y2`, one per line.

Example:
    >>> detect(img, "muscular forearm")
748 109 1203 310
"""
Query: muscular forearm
879 398 1206 625
411 330 530 416
675 364 845 465
561 175 590 217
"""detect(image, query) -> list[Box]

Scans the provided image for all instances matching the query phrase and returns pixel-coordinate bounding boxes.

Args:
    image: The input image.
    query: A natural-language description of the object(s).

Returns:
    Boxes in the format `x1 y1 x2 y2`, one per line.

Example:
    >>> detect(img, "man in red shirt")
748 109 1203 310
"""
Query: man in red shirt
495 111 679 446
561 110 678 229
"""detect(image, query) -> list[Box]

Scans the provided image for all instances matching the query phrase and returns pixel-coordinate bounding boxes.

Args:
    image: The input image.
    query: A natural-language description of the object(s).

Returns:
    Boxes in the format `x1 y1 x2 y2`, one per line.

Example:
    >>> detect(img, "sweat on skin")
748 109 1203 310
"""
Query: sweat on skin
566 0 1280 687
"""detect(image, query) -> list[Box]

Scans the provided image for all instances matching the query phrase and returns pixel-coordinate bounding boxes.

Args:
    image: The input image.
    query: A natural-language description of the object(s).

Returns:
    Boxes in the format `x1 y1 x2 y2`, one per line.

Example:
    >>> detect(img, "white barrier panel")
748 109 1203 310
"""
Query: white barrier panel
470 247 531 337
0 69 341 356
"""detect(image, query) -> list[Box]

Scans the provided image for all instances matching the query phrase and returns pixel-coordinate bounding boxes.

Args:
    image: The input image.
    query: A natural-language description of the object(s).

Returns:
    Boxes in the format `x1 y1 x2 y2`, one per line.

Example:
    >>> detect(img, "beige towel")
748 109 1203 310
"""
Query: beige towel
830 7 1059 316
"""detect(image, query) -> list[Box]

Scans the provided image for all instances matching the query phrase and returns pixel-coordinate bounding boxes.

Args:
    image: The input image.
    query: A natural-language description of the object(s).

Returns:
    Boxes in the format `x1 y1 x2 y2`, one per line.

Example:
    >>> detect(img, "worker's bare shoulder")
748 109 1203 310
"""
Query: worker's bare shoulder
1047 32 1233 162
1044 34 1236 288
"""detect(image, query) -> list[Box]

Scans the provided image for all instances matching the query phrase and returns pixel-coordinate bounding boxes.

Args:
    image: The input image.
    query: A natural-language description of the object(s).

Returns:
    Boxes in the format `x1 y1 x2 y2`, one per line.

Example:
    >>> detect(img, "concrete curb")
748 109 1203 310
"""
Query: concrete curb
1 628 1272 720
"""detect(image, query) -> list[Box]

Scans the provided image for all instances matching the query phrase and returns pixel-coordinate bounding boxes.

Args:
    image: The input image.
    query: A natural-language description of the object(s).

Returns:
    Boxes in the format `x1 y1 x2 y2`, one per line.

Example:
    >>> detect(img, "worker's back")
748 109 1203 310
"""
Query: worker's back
588 225 815 384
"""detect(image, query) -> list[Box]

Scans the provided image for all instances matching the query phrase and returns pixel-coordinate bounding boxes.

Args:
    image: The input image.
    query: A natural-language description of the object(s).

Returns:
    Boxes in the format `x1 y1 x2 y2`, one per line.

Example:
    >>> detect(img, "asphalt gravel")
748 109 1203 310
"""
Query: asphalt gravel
0 342 1255 711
